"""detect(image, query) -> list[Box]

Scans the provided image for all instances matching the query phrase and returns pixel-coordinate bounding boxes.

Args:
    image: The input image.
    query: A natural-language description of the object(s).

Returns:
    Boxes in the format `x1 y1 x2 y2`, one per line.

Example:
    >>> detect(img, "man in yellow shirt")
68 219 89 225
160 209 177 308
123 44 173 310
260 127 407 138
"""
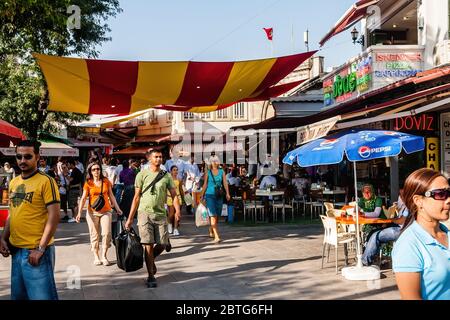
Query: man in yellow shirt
0 140 60 300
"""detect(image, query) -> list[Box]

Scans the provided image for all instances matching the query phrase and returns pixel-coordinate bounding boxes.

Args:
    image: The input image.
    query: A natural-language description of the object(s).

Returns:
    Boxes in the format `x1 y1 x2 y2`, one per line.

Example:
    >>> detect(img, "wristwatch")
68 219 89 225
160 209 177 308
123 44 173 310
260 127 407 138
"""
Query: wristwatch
35 246 46 253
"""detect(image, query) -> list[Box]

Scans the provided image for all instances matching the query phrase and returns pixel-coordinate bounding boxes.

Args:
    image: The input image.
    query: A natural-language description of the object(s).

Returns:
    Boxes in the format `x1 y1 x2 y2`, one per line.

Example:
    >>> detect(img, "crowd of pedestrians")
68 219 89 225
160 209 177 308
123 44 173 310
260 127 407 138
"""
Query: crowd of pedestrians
0 141 449 300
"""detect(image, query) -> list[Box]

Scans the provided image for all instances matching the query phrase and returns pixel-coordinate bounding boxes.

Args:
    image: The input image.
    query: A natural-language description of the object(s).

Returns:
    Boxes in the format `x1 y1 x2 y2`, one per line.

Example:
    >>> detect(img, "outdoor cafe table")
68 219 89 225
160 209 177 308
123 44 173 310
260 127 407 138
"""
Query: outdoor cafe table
255 190 285 197
335 216 394 225
322 189 346 204
253 190 285 222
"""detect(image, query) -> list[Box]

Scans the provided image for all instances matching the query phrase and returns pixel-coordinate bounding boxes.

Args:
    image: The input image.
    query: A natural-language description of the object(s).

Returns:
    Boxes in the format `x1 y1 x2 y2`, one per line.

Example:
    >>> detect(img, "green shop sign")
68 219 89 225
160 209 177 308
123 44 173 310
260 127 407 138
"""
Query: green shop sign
333 72 357 98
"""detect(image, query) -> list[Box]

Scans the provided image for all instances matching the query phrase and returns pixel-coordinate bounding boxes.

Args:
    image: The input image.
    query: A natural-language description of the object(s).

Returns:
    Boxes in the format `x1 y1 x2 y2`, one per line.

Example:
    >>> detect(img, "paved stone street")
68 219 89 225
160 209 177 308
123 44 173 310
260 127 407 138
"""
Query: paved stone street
0 214 402 300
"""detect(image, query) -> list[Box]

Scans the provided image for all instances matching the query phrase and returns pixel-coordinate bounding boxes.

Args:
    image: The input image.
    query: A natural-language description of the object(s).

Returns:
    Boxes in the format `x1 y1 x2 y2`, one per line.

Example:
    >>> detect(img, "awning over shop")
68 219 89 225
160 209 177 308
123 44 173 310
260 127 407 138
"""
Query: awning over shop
113 145 164 156
134 134 173 143
33 51 316 115
0 120 26 147
101 127 137 141
0 141 79 157
319 0 380 46
68 139 113 148
173 141 244 154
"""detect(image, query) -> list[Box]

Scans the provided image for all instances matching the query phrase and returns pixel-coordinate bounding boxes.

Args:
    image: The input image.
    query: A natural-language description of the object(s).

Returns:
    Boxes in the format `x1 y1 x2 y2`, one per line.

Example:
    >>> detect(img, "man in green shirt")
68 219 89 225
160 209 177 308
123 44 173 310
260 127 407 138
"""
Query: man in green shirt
125 150 180 288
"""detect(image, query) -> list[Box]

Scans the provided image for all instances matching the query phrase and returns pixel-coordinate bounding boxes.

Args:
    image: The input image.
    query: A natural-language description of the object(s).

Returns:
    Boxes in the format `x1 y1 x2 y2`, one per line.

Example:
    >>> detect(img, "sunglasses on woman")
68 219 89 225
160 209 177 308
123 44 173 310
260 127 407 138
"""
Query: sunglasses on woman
91 168 100 171
424 188 450 200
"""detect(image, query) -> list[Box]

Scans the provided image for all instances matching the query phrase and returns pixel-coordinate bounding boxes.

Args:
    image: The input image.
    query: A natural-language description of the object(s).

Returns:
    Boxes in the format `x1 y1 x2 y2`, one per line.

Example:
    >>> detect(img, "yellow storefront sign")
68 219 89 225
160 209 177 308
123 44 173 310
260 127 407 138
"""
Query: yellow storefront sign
426 137 439 171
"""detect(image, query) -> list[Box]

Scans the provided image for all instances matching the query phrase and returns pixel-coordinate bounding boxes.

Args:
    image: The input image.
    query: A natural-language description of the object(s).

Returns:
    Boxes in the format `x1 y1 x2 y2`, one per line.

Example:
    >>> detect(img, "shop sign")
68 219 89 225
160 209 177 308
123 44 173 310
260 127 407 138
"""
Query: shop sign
374 51 423 80
323 47 424 109
296 116 340 145
393 114 435 131
440 113 450 173
323 56 372 107
426 137 439 171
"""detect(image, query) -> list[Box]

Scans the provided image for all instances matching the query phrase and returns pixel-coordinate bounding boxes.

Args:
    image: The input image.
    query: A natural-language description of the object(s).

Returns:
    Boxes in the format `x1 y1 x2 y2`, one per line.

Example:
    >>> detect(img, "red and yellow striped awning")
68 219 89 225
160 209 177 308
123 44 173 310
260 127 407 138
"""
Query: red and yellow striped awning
34 51 316 115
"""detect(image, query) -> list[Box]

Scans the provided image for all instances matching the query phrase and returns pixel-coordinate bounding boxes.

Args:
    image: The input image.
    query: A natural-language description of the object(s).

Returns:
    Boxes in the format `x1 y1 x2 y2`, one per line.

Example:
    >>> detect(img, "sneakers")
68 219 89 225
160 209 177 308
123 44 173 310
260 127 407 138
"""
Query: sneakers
146 275 157 288
67 218 77 223
168 223 173 234
93 258 102 266
173 228 180 236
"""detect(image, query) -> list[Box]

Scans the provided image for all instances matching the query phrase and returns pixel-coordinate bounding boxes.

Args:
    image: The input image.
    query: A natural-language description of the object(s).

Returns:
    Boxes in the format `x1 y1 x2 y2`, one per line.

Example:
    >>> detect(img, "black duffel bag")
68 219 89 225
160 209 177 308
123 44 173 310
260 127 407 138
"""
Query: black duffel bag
114 226 144 272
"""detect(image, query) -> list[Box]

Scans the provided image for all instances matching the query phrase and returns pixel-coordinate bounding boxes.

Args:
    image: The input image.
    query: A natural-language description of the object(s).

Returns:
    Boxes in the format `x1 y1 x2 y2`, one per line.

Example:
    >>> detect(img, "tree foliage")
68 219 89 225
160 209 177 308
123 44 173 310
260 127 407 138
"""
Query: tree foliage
0 0 122 139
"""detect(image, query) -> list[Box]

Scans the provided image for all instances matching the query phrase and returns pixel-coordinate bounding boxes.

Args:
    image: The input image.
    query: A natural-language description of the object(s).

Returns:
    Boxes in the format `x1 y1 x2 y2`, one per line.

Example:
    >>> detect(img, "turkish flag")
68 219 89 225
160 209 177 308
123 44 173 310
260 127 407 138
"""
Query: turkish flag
263 28 273 40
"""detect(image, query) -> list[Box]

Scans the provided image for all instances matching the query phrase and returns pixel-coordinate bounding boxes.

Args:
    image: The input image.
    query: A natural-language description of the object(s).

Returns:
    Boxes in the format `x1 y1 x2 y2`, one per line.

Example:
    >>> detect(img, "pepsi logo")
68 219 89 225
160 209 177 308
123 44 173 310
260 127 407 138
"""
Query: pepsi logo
358 146 371 158
320 139 339 147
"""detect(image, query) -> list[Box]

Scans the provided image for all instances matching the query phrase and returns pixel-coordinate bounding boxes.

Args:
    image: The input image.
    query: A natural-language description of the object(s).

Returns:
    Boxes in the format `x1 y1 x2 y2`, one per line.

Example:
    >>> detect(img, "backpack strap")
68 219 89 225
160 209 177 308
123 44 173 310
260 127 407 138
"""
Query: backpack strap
140 170 167 196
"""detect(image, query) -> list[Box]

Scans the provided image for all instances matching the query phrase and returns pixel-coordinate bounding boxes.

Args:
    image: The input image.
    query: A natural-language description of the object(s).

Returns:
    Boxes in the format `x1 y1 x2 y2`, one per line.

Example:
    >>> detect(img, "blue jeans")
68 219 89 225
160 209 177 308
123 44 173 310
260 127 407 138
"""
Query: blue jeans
113 184 124 204
362 226 401 266
11 246 58 300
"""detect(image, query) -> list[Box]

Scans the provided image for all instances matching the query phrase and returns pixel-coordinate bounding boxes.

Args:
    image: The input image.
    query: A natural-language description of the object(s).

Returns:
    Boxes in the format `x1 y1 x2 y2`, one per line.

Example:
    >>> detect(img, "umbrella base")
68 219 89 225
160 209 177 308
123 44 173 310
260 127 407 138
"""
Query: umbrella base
341 265 380 281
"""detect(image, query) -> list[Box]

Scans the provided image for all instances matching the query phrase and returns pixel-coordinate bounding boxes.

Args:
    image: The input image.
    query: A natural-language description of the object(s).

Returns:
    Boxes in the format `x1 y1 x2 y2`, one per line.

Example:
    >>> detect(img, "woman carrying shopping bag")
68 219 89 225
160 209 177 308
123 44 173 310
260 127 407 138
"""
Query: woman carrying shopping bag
200 156 231 243
76 162 123 266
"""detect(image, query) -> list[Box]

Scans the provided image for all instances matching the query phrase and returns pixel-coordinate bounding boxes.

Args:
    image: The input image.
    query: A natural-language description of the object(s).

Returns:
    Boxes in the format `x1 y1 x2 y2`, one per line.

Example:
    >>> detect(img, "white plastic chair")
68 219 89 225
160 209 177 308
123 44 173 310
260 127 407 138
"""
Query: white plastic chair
320 215 356 274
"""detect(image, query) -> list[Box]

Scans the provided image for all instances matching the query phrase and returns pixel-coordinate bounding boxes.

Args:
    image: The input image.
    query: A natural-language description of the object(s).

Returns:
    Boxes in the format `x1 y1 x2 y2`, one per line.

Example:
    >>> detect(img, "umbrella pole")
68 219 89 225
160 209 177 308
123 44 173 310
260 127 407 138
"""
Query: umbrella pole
353 162 363 268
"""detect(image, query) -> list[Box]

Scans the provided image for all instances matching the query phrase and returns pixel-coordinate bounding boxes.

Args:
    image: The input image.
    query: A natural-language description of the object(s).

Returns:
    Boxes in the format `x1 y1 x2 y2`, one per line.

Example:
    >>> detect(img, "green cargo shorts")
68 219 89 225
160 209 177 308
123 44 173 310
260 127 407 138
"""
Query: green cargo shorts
137 211 169 245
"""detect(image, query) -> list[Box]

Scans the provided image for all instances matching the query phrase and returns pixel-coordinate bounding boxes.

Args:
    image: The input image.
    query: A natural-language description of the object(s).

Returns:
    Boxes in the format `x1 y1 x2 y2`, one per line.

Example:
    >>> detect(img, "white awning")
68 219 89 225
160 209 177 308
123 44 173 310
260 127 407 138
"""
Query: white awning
296 116 341 145
0 141 79 157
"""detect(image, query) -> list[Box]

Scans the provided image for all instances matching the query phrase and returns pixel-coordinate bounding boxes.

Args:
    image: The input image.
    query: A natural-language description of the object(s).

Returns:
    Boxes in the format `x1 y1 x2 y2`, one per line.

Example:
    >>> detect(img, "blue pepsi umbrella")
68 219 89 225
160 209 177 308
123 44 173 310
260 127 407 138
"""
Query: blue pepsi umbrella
283 129 425 166
282 129 425 280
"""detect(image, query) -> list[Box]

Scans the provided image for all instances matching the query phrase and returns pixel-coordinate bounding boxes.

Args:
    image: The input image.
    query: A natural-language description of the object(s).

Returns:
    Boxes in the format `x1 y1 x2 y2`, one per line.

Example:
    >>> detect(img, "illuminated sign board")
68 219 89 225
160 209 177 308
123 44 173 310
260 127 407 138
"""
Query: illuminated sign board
323 47 424 108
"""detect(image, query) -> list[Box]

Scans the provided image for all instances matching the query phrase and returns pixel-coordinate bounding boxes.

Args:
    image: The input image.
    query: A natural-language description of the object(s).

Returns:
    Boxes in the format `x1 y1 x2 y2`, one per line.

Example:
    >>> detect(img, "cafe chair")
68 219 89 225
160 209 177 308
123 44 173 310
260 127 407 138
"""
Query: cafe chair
272 187 295 223
309 189 324 220
320 215 356 274
243 189 265 223
382 204 398 219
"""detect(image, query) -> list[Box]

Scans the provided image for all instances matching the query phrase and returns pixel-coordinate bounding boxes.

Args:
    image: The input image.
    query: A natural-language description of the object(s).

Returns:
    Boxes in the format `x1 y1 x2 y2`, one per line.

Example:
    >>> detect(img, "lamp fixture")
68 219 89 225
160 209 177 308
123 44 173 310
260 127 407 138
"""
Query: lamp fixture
351 27 365 46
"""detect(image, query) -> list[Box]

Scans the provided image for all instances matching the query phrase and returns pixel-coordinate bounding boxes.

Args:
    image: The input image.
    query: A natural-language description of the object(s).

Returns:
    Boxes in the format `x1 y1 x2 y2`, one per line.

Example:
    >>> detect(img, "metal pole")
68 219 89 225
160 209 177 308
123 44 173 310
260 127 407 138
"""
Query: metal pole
353 162 363 268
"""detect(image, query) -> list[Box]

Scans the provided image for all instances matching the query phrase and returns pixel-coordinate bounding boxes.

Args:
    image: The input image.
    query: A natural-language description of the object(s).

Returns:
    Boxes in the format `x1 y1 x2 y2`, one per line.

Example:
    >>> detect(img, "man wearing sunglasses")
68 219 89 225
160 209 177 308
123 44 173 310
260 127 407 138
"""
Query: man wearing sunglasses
0 140 60 300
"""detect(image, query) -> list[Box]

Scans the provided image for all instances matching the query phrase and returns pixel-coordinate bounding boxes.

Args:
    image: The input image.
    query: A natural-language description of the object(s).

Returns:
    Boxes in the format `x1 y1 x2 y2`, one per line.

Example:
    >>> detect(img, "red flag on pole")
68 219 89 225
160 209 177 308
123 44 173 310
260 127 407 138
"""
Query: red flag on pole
263 28 273 40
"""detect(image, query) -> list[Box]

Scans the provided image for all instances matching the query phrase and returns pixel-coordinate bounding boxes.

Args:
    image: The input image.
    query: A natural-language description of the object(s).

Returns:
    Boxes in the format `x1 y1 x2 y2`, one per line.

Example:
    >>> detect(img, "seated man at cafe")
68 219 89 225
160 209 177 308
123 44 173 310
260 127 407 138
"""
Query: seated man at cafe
291 171 309 199
358 184 384 250
358 184 383 218
362 189 409 266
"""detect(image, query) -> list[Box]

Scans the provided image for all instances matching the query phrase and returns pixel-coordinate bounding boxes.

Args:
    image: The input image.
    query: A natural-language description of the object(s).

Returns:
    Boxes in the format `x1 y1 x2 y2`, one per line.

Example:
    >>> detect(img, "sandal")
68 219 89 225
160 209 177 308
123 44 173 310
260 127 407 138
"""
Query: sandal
101 259 111 266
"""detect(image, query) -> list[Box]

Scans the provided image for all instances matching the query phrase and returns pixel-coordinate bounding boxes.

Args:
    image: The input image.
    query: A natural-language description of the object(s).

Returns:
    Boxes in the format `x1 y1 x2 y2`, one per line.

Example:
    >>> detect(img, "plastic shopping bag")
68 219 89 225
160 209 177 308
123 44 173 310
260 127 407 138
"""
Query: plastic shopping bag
114 227 144 272
195 203 210 227
221 204 228 216
184 193 193 206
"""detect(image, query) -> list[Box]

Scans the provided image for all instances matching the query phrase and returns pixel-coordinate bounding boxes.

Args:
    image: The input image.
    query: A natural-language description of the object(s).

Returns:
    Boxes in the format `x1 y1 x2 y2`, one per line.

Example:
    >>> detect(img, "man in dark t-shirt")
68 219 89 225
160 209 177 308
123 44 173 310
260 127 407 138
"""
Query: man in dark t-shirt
66 159 82 223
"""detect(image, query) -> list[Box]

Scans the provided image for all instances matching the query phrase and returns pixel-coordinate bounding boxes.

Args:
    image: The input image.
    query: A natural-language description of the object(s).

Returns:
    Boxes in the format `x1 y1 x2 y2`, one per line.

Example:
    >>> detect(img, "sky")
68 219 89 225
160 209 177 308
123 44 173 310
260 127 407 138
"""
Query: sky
97 0 361 70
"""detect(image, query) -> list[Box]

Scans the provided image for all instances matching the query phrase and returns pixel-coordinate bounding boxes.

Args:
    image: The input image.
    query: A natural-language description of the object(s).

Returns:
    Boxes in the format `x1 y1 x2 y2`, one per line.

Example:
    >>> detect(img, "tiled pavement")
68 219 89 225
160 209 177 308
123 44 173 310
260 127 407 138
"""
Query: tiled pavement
0 214 403 300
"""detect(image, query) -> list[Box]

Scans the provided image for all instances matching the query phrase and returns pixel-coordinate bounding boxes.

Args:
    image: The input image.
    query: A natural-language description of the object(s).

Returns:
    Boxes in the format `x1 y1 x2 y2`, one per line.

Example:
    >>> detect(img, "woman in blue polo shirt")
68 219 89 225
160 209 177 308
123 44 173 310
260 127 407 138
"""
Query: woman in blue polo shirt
392 168 450 300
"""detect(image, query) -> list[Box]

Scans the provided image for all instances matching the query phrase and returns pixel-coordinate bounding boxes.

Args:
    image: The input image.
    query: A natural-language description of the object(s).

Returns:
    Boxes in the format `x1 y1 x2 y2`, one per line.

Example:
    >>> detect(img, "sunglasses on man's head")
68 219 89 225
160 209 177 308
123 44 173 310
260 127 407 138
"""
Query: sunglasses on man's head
16 154 33 160
424 188 450 200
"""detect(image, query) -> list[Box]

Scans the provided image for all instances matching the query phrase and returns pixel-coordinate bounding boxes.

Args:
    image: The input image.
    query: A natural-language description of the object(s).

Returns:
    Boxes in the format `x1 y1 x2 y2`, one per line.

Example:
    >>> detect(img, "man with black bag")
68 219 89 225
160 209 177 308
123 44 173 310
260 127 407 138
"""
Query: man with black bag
125 149 180 288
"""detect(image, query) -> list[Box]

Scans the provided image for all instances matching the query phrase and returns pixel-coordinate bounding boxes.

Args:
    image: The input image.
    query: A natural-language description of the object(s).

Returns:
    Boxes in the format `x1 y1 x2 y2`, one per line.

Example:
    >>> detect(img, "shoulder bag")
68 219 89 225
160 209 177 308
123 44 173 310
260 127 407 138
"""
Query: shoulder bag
91 179 106 211
210 170 225 199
